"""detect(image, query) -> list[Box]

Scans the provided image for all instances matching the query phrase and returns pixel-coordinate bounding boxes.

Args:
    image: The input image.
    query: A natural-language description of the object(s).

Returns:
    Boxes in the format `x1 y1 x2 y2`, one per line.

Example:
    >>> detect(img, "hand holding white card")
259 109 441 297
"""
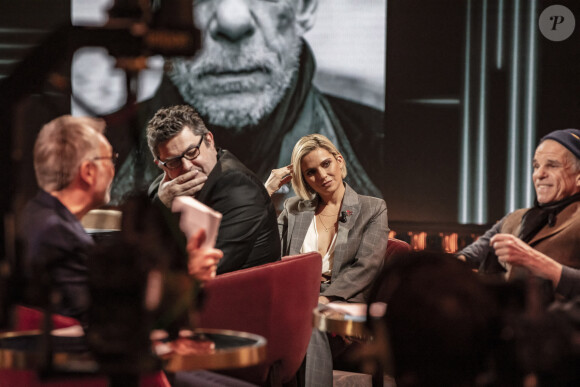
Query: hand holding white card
171 196 222 248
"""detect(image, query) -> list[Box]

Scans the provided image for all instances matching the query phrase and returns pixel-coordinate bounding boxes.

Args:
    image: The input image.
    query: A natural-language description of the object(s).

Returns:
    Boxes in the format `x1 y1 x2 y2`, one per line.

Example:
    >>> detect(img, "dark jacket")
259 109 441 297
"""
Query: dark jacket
150 149 281 274
19 190 92 322
459 201 580 299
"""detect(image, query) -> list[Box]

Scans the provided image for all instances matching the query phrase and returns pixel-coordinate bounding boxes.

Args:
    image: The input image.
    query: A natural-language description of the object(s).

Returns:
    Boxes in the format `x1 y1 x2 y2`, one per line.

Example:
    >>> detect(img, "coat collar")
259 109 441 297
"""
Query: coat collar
331 184 360 276
339 183 360 230
529 201 580 245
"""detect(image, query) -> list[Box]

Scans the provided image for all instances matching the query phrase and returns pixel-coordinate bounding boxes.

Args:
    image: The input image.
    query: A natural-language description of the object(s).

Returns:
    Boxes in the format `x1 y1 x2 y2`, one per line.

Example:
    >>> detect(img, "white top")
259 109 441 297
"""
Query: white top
300 216 337 275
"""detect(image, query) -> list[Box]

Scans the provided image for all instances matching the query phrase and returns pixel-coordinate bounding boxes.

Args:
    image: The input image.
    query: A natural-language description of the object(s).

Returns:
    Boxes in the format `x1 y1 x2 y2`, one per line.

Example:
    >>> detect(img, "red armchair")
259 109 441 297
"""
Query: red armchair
385 238 411 263
197 252 323 386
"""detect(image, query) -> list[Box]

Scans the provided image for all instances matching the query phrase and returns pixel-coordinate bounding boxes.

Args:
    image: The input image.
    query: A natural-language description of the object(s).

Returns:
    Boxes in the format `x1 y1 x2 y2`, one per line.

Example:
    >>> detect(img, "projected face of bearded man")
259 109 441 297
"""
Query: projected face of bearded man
168 0 318 131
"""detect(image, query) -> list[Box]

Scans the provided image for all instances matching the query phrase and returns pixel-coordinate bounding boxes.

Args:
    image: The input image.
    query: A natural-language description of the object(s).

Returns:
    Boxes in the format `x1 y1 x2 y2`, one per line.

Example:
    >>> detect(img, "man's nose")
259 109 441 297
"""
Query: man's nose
534 166 547 179
182 157 195 171
211 0 254 42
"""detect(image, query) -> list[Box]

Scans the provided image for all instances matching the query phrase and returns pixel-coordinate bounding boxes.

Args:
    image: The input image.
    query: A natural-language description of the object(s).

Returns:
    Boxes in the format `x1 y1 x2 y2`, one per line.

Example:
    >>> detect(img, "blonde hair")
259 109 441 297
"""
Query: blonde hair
291 134 347 200
34 115 106 191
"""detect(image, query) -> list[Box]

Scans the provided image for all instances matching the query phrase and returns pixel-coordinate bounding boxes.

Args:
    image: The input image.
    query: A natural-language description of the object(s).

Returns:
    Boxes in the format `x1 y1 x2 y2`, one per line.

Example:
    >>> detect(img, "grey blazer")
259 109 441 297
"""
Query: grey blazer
278 183 389 303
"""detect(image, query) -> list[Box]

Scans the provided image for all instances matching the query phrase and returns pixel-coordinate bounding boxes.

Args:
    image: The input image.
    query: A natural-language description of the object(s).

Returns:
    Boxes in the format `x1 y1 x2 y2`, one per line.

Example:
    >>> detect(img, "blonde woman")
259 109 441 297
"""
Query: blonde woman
274 133 389 304
269 134 389 385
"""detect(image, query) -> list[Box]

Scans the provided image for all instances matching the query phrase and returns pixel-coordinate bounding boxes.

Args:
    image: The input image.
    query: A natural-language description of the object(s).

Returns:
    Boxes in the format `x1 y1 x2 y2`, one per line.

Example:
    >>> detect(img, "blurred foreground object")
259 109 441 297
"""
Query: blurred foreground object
87 194 199 376
0 0 201 330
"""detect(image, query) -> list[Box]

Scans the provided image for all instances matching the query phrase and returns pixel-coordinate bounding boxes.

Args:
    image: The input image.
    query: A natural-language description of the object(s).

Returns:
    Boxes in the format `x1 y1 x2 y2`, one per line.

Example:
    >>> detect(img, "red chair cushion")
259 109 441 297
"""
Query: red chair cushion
13 305 81 331
198 252 322 384
385 238 411 263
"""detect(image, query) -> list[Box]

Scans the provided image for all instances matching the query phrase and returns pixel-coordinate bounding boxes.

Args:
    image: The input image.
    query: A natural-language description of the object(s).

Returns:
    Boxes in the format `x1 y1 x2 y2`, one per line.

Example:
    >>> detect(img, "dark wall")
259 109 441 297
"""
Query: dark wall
0 0 71 255
385 0 580 224
385 0 465 223
5 0 580 231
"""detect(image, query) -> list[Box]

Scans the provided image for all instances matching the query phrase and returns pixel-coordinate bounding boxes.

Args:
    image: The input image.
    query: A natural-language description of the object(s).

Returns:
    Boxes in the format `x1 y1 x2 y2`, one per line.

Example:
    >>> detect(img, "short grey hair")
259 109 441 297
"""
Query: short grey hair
34 115 106 191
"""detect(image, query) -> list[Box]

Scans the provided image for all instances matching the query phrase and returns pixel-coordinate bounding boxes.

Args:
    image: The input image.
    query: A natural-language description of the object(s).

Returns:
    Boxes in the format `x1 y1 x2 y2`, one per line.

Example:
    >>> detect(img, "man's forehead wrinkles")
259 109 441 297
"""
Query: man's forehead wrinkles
535 149 566 159
535 156 563 164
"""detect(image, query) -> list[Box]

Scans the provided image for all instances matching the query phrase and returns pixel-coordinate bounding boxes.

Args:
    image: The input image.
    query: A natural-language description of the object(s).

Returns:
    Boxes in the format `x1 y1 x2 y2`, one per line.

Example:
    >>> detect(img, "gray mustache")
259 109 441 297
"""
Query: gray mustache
175 50 278 78
199 63 272 77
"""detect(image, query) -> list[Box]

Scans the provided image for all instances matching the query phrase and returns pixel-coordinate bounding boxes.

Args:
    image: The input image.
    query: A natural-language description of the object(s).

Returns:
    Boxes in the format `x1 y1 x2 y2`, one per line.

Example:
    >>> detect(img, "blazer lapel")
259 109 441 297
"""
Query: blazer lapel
331 184 360 277
289 199 316 255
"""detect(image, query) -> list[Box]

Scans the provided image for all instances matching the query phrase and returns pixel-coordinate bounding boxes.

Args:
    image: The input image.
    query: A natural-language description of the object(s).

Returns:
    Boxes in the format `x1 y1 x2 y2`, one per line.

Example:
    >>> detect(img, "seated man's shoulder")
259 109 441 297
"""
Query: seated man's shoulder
20 212 90 267
210 166 271 210
217 151 267 190
218 165 264 192
21 200 75 237
219 151 253 173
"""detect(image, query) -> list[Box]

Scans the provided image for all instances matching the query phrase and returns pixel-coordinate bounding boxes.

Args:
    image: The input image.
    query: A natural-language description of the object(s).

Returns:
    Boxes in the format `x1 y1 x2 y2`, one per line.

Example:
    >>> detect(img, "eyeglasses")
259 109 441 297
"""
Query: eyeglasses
92 152 119 166
157 135 204 170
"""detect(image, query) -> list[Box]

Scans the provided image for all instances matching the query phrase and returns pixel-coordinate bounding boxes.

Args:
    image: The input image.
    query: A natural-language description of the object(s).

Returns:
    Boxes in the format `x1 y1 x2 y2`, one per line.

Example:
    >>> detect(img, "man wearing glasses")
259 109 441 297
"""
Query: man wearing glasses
147 105 281 274
19 114 224 324
18 115 117 322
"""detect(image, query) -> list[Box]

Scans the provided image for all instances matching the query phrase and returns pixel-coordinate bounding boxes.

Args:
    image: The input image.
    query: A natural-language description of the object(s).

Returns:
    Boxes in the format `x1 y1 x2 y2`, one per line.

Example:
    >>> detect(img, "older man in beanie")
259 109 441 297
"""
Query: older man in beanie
458 129 580 299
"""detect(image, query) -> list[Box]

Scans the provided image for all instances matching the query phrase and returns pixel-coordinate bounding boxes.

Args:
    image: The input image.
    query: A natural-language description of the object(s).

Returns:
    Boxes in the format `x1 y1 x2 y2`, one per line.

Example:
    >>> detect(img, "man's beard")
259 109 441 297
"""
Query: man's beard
167 41 302 131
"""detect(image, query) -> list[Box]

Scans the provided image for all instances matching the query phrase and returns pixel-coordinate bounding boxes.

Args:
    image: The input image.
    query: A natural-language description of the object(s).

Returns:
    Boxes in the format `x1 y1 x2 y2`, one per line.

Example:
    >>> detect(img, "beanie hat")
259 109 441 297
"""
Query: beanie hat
540 129 580 160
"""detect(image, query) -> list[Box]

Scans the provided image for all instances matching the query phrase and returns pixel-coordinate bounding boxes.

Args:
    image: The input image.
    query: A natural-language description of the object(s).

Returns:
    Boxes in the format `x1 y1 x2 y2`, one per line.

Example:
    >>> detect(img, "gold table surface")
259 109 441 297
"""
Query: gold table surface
0 328 267 373
159 328 267 372
312 306 372 340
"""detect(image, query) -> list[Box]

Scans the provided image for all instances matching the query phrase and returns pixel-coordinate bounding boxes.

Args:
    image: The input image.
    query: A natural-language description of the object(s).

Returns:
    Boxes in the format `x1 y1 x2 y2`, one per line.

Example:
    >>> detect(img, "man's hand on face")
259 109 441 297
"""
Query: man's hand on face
158 169 208 208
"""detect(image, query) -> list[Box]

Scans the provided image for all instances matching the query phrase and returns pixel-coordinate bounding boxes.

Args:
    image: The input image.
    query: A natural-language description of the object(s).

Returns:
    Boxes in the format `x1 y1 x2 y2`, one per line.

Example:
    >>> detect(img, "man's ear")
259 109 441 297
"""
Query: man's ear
205 131 215 148
79 160 96 186
296 0 318 34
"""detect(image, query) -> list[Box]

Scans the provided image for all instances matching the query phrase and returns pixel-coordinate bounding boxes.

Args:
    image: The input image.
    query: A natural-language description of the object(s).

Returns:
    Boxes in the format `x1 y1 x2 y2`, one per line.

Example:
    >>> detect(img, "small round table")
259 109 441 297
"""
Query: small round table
312 305 371 340
0 328 267 373
159 328 267 372
0 329 97 372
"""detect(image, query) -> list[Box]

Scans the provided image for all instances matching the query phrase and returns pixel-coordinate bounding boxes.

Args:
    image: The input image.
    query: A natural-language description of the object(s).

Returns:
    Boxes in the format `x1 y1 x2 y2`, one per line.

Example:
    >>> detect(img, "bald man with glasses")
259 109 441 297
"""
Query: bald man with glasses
19 114 225 325
147 105 281 274
18 115 116 323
